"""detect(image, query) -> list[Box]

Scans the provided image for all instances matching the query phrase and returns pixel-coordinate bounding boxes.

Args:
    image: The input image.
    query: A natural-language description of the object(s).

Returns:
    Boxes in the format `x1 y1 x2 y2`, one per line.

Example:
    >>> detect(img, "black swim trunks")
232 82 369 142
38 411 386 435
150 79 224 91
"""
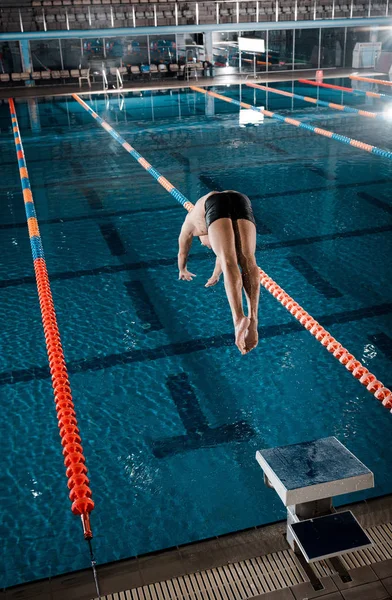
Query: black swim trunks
205 191 256 229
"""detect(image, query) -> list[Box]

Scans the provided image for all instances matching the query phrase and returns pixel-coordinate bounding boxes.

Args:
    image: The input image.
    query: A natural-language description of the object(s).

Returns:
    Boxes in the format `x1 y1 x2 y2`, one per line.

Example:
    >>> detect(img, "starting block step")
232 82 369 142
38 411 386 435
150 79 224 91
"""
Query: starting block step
289 510 372 562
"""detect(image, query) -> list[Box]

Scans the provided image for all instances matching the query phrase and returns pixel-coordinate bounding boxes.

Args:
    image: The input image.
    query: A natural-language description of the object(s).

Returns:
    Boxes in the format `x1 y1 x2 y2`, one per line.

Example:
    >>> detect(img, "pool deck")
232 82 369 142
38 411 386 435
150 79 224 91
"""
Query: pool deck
3 493 392 600
0 68 387 101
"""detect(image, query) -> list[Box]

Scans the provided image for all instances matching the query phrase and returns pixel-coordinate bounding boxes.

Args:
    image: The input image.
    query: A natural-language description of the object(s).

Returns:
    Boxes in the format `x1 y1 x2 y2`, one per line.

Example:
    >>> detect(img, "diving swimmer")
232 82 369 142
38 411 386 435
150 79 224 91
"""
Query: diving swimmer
178 190 260 355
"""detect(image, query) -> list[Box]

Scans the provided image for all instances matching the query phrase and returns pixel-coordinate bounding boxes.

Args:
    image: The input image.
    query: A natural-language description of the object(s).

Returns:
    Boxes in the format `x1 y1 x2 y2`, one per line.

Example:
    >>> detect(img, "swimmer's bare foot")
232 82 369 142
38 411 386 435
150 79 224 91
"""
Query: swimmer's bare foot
245 319 258 353
235 316 250 354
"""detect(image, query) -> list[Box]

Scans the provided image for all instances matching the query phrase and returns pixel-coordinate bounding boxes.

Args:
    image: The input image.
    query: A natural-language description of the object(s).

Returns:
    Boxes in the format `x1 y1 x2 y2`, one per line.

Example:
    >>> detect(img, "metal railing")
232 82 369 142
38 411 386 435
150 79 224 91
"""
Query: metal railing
0 0 391 33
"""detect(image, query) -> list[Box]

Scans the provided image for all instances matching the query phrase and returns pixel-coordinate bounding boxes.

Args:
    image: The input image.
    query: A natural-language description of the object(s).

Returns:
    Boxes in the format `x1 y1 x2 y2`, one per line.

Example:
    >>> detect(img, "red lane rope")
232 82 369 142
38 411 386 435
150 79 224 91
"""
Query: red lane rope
73 94 392 414
9 98 94 539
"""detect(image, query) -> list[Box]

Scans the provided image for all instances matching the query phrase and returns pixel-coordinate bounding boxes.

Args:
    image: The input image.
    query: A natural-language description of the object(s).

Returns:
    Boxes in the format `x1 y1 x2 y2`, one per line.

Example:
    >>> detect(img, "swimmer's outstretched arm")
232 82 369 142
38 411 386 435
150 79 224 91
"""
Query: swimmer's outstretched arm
205 258 222 287
178 220 196 281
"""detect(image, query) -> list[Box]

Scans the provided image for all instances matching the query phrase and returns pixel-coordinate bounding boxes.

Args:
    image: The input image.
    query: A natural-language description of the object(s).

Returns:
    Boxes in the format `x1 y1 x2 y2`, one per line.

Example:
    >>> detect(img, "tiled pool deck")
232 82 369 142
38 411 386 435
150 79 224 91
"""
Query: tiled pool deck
2 494 391 600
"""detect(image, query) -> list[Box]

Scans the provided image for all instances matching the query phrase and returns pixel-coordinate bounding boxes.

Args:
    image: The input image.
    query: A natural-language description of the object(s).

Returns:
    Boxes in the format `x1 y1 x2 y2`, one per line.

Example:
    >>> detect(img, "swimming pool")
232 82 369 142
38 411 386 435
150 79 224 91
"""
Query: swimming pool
1 80 392 588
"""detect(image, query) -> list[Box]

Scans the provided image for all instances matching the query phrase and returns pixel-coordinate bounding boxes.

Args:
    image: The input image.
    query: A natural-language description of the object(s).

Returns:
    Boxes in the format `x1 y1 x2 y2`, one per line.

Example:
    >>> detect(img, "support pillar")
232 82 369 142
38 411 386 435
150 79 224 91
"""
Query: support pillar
19 39 34 86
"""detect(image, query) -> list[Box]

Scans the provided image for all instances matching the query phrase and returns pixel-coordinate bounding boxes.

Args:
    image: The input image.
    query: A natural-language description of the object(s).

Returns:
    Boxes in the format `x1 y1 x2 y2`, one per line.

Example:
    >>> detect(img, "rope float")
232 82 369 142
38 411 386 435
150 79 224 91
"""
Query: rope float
191 86 392 160
73 93 392 413
9 98 100 596
247 82 381 120
350 75 392 87
299 78 390 100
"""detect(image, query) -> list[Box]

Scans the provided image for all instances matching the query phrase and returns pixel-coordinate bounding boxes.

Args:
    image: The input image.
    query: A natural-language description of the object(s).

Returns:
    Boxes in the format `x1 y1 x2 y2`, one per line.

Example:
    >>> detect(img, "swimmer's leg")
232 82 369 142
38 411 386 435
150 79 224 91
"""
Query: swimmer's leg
234 219 260 353
208 218 249 354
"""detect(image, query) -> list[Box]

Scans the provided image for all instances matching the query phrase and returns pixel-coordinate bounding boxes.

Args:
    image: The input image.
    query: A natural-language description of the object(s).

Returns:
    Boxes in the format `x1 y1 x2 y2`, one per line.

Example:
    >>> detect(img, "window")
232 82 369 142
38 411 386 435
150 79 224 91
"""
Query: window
60 39 82 70
82 38 104 59
320 29 344 68
268 30 294 71
344 27 370 66
149 34 176 64
30 40 62 70
239 31 267 74
212 31 239 71
0 42 22 74
294 28 320 69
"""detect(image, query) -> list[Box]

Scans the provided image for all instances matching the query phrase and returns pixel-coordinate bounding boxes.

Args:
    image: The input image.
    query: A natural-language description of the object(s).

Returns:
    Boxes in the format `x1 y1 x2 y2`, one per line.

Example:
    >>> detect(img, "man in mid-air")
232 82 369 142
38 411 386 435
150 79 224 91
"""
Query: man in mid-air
178 190 260 355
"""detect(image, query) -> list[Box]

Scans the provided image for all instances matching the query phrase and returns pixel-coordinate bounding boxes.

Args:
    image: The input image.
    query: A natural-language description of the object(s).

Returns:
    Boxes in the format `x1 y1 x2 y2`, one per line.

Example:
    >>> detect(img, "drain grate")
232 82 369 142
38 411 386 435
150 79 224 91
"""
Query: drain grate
94 522 392 600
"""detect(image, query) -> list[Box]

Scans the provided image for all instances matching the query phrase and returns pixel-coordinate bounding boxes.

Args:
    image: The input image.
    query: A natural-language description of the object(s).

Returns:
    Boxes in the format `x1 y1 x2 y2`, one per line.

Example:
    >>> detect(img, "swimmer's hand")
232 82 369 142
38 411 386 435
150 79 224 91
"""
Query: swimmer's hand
179 269 196 281
205 274 220 287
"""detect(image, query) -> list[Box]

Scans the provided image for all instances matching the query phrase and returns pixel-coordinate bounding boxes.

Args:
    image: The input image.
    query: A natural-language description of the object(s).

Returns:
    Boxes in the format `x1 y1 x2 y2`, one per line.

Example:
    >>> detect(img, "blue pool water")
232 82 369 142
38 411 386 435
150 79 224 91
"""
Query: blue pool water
1 80 392 588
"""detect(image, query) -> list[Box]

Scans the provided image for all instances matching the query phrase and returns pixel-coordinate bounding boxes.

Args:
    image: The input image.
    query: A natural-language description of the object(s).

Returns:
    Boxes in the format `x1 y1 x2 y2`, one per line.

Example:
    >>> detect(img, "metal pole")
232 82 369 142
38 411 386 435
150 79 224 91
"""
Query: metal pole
332 0 335 18
292 28 295 71
266 29 269 73
256 1 259 22
154 5 157 27
19 9 24 33
350 0 353 18
318 27 321 67
313 0 316 20
343 26 347 66
132 6 136 28
175 3 178 25
59 39 64 70
295 0 298 20
368 0 371 17
276 0 279 21
147 34 151 63
216 3 219 24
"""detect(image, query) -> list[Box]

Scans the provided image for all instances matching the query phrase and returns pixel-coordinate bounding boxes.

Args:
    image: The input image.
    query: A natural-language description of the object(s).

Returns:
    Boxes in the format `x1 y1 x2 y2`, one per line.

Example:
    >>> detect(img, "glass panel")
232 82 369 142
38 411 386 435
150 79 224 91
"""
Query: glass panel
280 0 296 20
320 28 344 67
377 25 392 49
218 3 237 23
30 40 62 70
0 42 22 73
369 0 388 15
60 39 82 69
268 29 294 70
352 0 368 16
316 0 333 18
177 2 196 25
122 36 149 66
344 27 370 66
212 31 239 73
82 38 104 59
177 33 204 63
239 30 267 73
258 0 275 21
239 1 257 23
294 28 320 69
149 34 176 64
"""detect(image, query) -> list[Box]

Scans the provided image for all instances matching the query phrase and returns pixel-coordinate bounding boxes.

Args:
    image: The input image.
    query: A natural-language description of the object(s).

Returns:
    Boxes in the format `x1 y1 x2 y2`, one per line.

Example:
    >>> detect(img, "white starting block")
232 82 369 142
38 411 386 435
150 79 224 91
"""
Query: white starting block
256 437 374 591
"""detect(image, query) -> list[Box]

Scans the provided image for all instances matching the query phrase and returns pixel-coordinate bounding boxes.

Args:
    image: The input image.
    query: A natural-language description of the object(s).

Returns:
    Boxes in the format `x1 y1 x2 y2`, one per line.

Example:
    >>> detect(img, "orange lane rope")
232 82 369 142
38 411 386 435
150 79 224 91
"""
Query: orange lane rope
9 98 95 539
350 75 392 87
73 94 392 413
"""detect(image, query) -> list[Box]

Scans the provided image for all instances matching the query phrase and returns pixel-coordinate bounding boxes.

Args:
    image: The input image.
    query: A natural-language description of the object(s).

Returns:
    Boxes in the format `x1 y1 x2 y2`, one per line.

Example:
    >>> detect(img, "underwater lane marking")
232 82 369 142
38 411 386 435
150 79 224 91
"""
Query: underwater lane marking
357 192 392 216
368 333 392 362
124 281 163 332
151 373 255 459
288 256 342 299
1 303 391 386
1 224 391 289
